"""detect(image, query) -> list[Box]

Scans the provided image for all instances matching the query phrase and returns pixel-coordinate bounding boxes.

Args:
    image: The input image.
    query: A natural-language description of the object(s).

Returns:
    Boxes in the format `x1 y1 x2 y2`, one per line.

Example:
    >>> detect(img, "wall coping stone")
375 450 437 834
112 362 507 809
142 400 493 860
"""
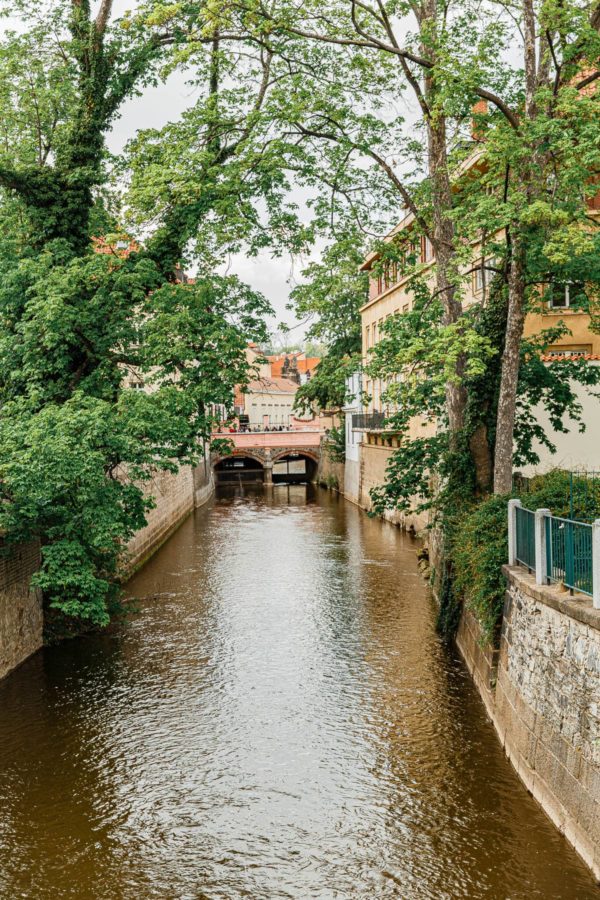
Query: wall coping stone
503 564 600 633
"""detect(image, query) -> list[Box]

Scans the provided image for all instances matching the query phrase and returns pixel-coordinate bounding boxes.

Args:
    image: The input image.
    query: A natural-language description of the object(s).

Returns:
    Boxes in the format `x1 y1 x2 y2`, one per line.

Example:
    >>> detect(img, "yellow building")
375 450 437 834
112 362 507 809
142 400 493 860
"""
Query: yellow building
350 188 600 527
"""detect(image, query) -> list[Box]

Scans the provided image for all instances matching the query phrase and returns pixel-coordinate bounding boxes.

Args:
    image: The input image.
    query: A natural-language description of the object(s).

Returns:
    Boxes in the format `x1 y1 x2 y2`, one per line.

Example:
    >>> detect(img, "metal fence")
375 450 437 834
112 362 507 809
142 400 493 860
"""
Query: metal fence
508 499 599 607
515 506 536 571
546 515 593 597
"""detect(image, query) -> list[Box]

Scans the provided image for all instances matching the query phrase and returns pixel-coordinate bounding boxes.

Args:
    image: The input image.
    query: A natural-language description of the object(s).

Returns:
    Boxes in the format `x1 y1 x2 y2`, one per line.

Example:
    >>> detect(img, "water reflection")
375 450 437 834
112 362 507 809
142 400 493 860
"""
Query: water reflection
0 485 597 898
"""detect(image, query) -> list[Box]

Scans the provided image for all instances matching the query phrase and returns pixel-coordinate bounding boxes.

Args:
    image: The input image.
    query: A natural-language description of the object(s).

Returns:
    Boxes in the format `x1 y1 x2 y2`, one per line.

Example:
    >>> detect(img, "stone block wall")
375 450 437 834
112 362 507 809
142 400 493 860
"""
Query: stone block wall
194 456 215 507
0 540 43 680
457 566 600 879
455 606 498 717
126 461 214 573
359 441 403 525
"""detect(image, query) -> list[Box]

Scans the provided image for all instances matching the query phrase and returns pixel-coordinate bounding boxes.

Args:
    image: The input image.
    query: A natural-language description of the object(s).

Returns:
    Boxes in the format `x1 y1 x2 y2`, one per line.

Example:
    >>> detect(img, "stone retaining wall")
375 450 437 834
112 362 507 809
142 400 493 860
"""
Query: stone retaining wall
317 452 345 492
457 566 600 879
125 461 214 573
0 541 43 680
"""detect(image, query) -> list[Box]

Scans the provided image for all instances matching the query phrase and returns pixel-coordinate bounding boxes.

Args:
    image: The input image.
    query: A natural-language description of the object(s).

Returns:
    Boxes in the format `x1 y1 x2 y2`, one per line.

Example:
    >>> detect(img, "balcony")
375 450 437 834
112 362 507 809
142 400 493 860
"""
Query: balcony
352 411 388 431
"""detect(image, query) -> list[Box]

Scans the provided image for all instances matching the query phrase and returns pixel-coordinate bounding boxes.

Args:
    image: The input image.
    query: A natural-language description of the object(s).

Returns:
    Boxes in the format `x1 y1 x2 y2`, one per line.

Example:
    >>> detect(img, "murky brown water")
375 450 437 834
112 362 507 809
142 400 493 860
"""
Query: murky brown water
0 485 598 899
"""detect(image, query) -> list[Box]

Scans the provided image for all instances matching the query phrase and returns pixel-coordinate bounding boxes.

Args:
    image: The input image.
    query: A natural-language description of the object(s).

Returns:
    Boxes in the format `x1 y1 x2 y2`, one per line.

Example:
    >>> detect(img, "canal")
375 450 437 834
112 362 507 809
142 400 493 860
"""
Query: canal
0 486 598 898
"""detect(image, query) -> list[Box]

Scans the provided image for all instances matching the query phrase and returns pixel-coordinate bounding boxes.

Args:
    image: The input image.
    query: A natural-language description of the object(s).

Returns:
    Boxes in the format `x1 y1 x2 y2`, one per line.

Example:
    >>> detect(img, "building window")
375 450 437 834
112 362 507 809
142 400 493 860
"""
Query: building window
365 326 370 349
548 282 585 309
474 261 485 293
545 345 591 357
422 236 434 262
474 257 500 294
372 322 377 344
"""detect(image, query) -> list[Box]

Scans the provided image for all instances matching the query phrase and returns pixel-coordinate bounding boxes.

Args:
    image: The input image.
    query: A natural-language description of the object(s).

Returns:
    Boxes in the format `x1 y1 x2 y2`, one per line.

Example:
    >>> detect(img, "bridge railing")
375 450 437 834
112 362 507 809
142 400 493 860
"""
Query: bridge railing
212 430 324 450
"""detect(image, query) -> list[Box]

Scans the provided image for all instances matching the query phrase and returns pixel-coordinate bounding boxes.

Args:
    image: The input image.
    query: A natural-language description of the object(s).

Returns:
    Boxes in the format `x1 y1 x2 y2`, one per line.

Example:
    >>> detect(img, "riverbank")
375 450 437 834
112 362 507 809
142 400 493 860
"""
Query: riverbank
456 566 600 880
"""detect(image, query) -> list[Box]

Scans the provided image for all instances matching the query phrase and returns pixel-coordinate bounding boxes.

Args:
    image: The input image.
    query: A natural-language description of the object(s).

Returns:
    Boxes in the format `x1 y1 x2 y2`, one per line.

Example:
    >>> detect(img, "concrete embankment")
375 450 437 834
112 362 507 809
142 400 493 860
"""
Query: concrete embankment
457 566 600 880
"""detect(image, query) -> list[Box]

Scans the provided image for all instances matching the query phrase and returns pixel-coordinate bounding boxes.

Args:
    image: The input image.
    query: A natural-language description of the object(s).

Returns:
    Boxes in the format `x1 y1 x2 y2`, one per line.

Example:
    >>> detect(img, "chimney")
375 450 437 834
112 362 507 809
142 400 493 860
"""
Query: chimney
471 99 489 141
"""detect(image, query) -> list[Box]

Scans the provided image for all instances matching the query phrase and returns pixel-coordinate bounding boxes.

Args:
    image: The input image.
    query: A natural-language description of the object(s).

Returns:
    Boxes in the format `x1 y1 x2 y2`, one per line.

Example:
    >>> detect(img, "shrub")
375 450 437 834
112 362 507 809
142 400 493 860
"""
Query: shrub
450 469 595 643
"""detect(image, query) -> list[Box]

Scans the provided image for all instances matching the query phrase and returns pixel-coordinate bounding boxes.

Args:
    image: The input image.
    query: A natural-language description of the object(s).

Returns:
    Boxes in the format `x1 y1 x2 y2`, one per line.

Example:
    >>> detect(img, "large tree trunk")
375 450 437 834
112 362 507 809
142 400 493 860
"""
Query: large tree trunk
493 239 526 493
493 0 537 494
425 93 467 440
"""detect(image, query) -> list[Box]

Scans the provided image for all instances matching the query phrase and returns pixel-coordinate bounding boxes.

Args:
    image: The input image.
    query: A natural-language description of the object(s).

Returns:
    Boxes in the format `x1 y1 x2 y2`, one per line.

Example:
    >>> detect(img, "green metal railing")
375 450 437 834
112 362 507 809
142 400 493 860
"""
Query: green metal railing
545 515 593 596
515 505 536 571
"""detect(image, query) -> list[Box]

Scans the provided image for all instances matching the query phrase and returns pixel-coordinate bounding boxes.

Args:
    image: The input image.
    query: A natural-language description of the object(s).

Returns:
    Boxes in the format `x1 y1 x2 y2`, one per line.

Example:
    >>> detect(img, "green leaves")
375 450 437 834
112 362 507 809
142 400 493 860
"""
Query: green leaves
0 395 149 625
0 1 282 627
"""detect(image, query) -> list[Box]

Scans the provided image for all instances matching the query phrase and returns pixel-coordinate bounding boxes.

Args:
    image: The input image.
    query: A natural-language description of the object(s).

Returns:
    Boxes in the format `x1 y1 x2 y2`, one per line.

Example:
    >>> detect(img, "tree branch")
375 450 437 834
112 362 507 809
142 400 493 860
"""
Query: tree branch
95 0 113 35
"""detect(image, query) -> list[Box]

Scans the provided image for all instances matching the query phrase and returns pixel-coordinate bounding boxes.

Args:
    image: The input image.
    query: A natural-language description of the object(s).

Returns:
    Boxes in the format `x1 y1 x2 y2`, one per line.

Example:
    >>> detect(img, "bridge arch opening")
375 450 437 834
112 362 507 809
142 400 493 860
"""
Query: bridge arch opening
272 453 318 484
214 455 264 484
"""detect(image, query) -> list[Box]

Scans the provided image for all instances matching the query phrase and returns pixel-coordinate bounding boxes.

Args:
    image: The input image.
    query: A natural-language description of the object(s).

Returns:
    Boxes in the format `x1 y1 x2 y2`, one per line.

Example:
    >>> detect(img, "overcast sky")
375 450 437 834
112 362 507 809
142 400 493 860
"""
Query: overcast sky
106 70 312 339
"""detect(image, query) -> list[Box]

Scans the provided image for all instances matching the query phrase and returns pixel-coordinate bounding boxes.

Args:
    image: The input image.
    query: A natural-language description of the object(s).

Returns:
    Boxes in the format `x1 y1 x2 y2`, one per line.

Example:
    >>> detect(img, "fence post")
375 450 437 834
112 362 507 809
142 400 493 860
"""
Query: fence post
593 519 600 610
508 499 522 566
535 508 551 586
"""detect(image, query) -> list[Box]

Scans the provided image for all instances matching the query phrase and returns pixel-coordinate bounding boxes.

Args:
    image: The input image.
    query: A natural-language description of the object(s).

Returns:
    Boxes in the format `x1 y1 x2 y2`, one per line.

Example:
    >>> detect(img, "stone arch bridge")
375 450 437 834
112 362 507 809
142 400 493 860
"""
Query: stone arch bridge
212 430 323 485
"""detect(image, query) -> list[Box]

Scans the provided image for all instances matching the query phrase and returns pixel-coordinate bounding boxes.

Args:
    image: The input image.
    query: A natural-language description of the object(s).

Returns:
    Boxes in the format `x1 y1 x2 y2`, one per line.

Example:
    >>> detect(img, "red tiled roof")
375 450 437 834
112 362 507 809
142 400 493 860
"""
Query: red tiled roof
541 353 600 361
268 354 321 377
244 376 299 394
297 357 320 373
92 236 139 257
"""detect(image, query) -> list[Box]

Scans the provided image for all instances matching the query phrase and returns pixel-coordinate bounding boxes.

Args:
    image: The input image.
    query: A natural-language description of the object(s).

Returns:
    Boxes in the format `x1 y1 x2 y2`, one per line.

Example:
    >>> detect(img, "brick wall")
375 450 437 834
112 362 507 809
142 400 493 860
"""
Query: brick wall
457 567 600 879
0 540 43 680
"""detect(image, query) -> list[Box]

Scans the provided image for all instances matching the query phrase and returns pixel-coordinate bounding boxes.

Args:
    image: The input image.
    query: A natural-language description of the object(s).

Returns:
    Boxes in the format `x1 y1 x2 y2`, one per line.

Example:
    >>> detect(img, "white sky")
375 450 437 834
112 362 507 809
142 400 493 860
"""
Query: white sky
107 69 311 338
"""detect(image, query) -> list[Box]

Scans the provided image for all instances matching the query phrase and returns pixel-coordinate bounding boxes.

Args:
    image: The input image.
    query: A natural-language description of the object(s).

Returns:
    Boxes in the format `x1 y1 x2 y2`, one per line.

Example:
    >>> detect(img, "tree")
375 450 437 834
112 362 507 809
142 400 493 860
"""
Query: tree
0 0 308 627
